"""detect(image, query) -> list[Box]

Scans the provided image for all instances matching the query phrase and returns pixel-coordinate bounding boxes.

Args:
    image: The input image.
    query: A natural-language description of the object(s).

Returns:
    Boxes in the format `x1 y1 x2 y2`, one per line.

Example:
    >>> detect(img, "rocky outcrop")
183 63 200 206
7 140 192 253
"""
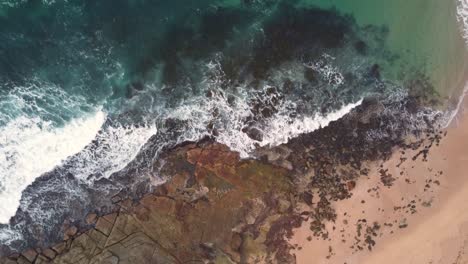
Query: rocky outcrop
2 143 303 264
0 96 444 264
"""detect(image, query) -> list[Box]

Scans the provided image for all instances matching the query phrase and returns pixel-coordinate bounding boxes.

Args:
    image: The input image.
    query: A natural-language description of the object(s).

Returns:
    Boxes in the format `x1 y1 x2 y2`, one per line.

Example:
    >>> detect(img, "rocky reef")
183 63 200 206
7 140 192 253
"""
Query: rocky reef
1 143 299 264
0 94 444 264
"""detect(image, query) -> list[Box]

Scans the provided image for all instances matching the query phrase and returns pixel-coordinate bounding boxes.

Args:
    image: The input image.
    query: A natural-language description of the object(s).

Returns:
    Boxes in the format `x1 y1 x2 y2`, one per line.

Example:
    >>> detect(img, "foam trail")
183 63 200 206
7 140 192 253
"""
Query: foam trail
262 99 363 146
68 123 157 182
447 0 468 126
0 111 106 224
457 0 468 45
444 81 468 127
217 99 363 158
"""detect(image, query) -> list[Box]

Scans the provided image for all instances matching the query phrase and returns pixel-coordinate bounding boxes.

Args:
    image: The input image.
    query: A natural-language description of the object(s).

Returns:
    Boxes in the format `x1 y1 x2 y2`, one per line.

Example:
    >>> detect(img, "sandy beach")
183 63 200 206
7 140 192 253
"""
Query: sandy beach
290 90 468 264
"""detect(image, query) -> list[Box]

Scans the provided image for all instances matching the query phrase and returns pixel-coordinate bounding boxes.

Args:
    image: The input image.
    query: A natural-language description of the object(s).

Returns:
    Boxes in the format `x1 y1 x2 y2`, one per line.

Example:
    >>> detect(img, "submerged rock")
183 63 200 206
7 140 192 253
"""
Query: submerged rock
0 78 444 263
3 142 299 263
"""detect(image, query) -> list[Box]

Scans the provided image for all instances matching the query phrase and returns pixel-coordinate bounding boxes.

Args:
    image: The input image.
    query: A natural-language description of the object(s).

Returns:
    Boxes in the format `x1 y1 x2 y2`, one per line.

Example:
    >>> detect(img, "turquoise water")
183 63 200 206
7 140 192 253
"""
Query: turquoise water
304 0 468 104
0 0 466 252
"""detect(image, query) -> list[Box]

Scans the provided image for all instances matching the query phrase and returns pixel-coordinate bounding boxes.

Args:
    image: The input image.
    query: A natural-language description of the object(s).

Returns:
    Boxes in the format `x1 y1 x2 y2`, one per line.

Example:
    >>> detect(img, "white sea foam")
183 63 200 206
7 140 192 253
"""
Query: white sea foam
443 80 468 127
216 99 363 157
165 55 363 158
445 0 468 126
167 85 362 158
457 0 468 45
0 0 57 7
0 111 106 224
261 99 363 145
68 122 157 183
304 54 345 86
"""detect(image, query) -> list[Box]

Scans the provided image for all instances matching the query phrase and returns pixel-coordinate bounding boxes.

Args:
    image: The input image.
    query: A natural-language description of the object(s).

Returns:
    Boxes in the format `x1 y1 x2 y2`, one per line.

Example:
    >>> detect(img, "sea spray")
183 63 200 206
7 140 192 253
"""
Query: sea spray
457 0 468 45
0 111 105 224
445 0 468 127
68 123 157 183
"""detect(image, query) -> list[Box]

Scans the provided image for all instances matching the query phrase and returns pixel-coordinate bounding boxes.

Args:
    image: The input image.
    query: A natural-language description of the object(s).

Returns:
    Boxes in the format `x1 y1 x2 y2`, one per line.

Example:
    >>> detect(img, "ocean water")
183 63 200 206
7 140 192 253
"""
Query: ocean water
308 0 468 106
0 0 467 251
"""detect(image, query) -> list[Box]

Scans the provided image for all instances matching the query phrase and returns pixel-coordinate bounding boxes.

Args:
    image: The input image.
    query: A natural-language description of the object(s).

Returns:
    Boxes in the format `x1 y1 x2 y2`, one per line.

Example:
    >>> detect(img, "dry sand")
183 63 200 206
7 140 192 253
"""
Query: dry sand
290 93 468 264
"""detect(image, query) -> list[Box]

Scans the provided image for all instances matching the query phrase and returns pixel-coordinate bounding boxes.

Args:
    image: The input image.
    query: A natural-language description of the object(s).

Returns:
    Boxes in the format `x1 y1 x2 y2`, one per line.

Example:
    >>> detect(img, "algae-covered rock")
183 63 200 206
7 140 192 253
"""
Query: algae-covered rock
4 142 300 264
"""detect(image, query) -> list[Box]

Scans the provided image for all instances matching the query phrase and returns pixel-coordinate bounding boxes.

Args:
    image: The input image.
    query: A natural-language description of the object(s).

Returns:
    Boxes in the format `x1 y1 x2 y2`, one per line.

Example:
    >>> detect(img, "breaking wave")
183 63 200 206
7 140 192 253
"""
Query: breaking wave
0 111 105 224
458 0 468 45
67 123 157 183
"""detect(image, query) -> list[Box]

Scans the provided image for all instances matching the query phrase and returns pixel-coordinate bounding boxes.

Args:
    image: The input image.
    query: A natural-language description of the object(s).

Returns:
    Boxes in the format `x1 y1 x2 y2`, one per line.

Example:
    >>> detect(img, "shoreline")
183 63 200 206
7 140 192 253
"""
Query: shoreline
290 89 468 263
0 86 448 263
361 95 468 263
444 0 468 126
445 78 468 127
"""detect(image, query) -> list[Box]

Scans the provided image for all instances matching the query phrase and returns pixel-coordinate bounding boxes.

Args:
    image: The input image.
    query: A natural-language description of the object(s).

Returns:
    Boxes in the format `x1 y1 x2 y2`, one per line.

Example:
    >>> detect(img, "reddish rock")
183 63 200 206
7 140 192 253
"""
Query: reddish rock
86 213 98 225
42 248 56 260
103 213 118 224
63 226 78 240
21 248 37 263
347 181 356 191
95 218 114 236
186 143 239 169
134 204 150 221
52 242 67 254
164 173 188 194
118 199 133 212
3 143 298 263
231 233 242 251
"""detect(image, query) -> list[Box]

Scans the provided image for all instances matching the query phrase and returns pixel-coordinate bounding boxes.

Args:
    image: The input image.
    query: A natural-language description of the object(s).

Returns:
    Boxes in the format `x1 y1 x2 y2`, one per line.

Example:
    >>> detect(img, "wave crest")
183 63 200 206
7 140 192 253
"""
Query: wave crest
0 111 105 224
457 0 468 45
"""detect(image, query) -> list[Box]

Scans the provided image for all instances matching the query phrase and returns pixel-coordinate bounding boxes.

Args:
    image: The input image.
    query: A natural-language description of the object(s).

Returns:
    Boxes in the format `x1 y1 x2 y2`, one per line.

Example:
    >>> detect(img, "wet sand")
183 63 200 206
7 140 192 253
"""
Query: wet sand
291 88 468 263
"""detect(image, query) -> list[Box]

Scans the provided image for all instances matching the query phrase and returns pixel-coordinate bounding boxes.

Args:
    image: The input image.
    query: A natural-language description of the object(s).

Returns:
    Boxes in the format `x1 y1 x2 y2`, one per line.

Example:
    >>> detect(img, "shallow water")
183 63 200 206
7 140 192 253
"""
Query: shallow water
307 0 468 104
0 0 466 252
